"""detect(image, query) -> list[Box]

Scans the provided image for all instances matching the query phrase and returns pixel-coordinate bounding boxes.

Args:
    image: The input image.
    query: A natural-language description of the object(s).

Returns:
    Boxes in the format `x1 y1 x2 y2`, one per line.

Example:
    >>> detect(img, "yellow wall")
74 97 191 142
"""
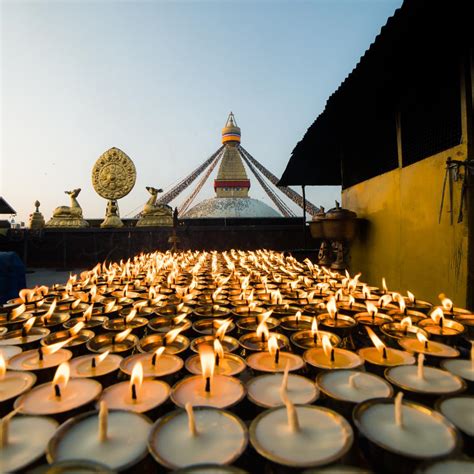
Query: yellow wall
342 144 469 307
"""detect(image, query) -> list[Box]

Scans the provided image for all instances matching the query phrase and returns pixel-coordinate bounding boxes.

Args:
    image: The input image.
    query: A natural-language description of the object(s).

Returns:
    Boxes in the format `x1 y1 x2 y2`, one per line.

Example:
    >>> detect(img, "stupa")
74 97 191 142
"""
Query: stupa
183 113 280 218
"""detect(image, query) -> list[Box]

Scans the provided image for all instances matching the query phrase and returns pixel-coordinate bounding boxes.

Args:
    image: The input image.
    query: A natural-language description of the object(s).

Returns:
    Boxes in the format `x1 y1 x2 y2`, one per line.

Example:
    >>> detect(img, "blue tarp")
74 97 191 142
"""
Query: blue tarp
0 252 26 304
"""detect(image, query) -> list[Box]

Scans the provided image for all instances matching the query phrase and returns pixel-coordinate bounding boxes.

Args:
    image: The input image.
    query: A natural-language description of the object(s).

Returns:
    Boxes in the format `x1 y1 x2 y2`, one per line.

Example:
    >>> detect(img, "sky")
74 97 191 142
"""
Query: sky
1 0 402 223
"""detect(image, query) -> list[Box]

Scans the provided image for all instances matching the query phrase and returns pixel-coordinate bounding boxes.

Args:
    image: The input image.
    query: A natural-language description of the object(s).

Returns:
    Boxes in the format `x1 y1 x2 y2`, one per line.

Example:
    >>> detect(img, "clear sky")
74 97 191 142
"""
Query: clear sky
1 0 402 223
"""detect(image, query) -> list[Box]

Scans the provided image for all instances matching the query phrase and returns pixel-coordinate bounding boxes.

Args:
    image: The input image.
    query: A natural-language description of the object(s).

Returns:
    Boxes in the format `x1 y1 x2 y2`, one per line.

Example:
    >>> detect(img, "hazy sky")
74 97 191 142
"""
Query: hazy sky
1 0 402 223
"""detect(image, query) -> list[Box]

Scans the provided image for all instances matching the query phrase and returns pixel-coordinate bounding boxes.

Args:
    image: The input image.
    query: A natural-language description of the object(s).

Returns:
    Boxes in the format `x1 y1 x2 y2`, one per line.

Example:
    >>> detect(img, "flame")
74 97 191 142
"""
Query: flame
153 346 165 363
41 337 73 355
326 297 337 318
256 319 269 341
149 286 157 300
212 287 222 301
133 301 148 311
71 298 82 310
259 310 273 325
115 328 132 343
366 326 387 358
416 331 429 349
378 294 392 308
213 338 224 360
348 295 355 307
431 307 444 325
407 291 415 303
268 335 278 356
382 277 388 293
176 303 185 313
69 321 85 336
90 285 98 301
104 301 116 314
441 297 453 312
397 295 406 313
19 289 36 303
400 316 412 329
248 302 258 312
321 335 333 360
173 313 188 325
366 301 378 317
0 353 5 380
10 304 26 320
96 350 110 365
43 299 57 321
215 319 232 340
362 285 371 299
165 326 183 344
199 344 215 385
295 311 301 323
311 317 318 335
83 304 94 321
125 309 137 324
130 362 143 400
52 362 70 394
22 317 36 335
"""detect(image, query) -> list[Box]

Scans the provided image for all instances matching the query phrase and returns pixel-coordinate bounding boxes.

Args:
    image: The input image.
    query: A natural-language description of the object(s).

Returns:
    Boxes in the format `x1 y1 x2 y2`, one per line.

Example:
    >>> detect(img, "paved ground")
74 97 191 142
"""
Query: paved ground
26 268 86 288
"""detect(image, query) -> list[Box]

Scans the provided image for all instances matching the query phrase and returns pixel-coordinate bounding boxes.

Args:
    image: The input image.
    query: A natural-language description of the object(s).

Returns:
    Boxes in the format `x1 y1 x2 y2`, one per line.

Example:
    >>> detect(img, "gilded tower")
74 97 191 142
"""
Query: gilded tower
214 113 251 198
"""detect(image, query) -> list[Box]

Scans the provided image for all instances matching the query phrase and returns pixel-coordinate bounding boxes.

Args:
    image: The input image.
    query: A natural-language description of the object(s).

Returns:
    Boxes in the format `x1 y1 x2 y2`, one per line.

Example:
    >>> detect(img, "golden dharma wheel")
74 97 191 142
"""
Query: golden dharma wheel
92 147 137 200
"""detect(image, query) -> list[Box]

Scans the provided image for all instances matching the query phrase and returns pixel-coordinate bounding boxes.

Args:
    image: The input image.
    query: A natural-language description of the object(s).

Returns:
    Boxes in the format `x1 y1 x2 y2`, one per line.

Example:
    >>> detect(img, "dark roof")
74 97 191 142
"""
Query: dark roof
0 197 16 215
279 0 472 187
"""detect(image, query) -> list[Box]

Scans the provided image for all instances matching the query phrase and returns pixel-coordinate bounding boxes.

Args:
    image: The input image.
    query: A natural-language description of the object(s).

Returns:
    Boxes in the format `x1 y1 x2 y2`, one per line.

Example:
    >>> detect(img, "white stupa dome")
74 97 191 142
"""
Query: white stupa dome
182 197 280 218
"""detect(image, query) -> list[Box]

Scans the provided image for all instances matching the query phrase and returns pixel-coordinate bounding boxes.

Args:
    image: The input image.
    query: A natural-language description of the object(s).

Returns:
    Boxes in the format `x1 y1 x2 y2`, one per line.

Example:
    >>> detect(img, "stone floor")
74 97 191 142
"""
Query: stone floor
26 268 86 288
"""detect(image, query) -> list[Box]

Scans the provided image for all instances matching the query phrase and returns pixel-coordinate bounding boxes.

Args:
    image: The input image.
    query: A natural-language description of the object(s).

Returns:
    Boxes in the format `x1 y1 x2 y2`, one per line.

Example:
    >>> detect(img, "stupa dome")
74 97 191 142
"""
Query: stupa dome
221 112 241 144
182 197 280 218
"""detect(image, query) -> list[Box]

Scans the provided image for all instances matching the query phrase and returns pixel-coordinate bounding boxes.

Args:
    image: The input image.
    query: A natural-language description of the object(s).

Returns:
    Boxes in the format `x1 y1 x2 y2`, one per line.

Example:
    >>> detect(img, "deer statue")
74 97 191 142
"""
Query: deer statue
143 186 166 215
52 189 84 218
137 186 173 227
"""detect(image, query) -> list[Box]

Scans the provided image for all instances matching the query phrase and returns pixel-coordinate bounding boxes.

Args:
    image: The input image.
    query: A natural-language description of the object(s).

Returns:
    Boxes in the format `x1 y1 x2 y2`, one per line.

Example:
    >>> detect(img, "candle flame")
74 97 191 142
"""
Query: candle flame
176 303 185 313
0 353 5 380
165 326 184 344
431 307 444 325
52 362 70 395
366 326 387 358
115 328 132 343
366 301 378 317
256 319 269 341
133 301 148 311
104 301 116 314
416 331 429 347
213 338 224 360
96 350 110 365
19 289 36 303
71 298 82 310
10 304 26 320
268 335 278 356
348 295 356 307
407 291 415 303
130 362 143 400
440 296 453 312
215 318 232 340
326 296 337 318
212 287 222 301
173 313 188 325
199 344 215 389
125 309 137 324
396 294 406 313
400 316 412 329
378 294 392 308
311 316 318 335
362 284 371 299
321 335 333 361
43 299 57 320
248 302 258 312
153 346 165 362
22 317 36 334
83 304 94 321
295 311 301 322
41 337 73 355
69 321 85 336
382 277 388 293
259 310 273 325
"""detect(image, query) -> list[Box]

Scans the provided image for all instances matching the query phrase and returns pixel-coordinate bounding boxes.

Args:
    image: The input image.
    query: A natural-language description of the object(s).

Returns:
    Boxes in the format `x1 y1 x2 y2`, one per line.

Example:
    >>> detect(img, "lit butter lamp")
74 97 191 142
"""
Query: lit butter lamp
440 342 474 390
355 302 393 332
246 335 304 373
386 295 426 324
236 309 280 333
7 338 73 384
399 332 460 362
435 294 471 318
290 316 341 353
138 326 190 355
102 309 148 337
419 308 465 343
47 401 152 472
63 303 109 331
148 312 192 334
0 353 36 416
100 362 170 416
0 317 50 350
385 354 466 403
358 327 415 374
121 346 184 379
279 310 314 333
0 408 58 473
380 316 428 347
0 303 30 331
246 361 319 409
191 319 239 354
249 388 353 468
31 299 70 329
87 328 138 356
15 362 102 421
304 335 363 372
192 317 236 336
148 403 248 469
239 320 289 353
334 294 366 317
40 321 94 356
353 393 461 474
171 345 245 409
186 339 246 377
194 303 231 319
317 297 357 339
7 287 46 309
69 350 123 386
404 290 432 313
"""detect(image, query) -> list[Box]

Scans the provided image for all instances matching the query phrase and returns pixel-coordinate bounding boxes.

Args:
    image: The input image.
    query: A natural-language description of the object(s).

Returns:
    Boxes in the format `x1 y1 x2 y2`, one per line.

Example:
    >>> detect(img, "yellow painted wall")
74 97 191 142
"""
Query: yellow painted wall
342 144 469 307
